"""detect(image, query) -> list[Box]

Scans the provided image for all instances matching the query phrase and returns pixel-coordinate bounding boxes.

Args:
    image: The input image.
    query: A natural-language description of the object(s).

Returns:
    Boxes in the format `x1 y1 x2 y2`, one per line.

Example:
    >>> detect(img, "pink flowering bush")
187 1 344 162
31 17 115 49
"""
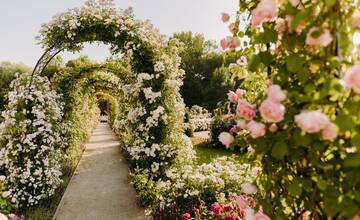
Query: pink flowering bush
181 193 270 220
220 0 360 218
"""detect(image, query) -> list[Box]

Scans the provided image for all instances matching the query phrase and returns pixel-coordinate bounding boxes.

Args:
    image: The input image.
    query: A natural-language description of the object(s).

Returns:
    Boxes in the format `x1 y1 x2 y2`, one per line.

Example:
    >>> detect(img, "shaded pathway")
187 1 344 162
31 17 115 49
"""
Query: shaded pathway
53 123 145 220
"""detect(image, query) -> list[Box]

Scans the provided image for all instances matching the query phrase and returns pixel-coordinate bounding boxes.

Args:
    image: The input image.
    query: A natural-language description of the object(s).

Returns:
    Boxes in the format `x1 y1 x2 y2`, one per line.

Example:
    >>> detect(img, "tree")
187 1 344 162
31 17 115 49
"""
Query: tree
173 32 235 110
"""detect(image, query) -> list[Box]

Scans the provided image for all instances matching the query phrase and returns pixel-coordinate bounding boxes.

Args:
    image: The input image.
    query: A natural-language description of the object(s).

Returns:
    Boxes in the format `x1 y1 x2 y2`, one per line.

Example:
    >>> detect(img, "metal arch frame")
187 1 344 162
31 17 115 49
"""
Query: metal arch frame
28 45 63 88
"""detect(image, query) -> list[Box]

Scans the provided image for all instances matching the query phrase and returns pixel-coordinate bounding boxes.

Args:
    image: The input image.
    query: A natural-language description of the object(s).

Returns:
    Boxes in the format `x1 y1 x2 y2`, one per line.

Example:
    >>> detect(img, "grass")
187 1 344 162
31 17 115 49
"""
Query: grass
192 136 247 165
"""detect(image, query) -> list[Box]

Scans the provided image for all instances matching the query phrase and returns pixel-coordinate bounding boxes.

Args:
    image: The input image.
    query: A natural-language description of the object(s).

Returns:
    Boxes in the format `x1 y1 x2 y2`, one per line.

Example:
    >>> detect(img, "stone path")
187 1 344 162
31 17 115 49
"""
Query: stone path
53 123 145 220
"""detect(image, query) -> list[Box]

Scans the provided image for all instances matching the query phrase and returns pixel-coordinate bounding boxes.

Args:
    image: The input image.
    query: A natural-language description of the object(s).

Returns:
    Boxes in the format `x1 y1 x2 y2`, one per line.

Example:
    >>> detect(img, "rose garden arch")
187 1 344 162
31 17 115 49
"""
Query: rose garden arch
0 0 194 207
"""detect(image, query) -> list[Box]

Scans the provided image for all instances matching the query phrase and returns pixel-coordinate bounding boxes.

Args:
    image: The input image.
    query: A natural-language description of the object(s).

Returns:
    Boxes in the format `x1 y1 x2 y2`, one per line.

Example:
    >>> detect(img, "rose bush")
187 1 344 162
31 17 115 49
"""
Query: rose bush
219 0 360 218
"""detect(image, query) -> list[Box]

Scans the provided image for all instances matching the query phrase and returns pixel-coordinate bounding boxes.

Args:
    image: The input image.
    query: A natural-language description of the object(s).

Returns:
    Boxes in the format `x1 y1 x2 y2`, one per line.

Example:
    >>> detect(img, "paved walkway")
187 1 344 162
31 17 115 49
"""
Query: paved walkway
53 123 145 220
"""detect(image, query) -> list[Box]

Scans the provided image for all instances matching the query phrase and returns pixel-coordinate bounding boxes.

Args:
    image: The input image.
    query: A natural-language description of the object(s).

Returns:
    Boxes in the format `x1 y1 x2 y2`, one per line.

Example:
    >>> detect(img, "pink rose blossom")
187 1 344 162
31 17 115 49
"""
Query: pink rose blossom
211 202 222 215
267 84 286 103
259 99 285 123
276 18 286 34
219 132 234 149
224 203 234 212
237 56 248 66
294 110 330 133
229 22 236 33
321 123 338 141
181 213 191 220
237 207 246 218
221 12 230 23
242 182 257 194
227 91 238 103
229 126 237 134
247 146 255 153
236 89 246 97
353 10 360 28
236 195 248 209
228 37 240 49
247 121 266 138
269 123 278 132
343 65 360 93
237 119 247 129
306 27 333 47
254 211 271 220
226 213 236 220
220 38 229 50
251 0 278 27
236 99 257 120
352 212 360 220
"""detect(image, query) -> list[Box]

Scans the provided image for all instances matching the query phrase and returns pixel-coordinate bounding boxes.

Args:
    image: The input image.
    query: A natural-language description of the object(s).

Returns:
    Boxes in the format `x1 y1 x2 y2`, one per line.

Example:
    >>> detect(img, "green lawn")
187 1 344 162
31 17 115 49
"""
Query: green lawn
192 137 247 165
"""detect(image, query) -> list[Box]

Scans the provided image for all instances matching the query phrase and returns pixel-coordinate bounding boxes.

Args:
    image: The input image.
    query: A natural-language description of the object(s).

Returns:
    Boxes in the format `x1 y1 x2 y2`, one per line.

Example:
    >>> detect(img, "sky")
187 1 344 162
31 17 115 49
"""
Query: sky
0 0 238 67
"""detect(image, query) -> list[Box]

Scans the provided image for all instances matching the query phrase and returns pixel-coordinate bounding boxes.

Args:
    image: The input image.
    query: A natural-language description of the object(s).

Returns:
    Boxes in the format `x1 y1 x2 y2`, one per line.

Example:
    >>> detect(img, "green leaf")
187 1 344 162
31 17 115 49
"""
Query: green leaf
271 141 288 160
317 179 327 191
344 154 360 167
335 113 354 132
248 54 261 72
294 130 311 147
259 51 273 66
286 54 305 73
351 134 360 151
288 182 302 196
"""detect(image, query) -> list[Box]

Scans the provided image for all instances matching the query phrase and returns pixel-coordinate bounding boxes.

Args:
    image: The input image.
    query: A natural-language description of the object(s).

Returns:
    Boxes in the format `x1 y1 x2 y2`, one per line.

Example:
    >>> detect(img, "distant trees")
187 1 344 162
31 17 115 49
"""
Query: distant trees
173 32 236 110
0 62 31 113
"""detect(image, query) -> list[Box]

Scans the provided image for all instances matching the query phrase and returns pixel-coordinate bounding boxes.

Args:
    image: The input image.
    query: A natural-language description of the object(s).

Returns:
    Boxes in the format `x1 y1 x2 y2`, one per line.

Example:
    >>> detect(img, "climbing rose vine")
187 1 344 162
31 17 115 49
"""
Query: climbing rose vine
219 0 360 218
0 73 64 207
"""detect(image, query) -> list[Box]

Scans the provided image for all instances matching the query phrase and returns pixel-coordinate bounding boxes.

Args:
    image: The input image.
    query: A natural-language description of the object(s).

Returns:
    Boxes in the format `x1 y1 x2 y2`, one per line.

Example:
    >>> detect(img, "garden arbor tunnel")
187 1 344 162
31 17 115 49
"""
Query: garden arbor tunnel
1 0 193 208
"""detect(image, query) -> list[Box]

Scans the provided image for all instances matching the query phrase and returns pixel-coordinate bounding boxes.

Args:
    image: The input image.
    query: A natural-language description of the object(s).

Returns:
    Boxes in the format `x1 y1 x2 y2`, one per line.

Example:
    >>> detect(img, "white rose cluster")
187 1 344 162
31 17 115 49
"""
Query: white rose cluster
0 73 65 207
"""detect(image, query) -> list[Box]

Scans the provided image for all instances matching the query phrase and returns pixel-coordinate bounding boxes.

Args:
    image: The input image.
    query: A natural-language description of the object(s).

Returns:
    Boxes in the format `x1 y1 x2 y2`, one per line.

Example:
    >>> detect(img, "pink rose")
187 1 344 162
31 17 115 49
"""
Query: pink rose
220 38 230 50
236 99 257 120
321 123 338 141
221 12 230 23
241 182 257 194
276 18 287 34
353 10 360 28
224 203 234 212
237 207 246 218
294 110 330 133
229 22 236 33
352 212 360 220
247 121 266 138
236 56 248 66
259 99 285 123
268 84 286 102
269 123 278 132
227 91 238 103
237 119 247 129
219 132 234 149
225 213 236 220
181 213 191 220
236 89 246 97
343 65 360 93
228 37 240 49
254 211 271 220
306 27 333 47
251 0 278 27
236 195 248 209
211 202 222 215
